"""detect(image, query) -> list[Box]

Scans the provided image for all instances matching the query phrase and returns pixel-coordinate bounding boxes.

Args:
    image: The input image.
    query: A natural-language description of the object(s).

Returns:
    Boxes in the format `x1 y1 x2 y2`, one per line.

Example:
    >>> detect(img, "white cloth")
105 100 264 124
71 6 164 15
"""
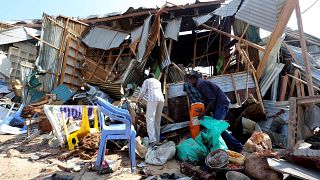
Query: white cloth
137 78 164 102
146 101 164 143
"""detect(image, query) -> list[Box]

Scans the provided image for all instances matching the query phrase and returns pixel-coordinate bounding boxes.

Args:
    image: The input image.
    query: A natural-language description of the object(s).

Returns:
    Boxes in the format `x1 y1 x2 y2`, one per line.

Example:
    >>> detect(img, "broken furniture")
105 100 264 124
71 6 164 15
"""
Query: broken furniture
95 97 136 173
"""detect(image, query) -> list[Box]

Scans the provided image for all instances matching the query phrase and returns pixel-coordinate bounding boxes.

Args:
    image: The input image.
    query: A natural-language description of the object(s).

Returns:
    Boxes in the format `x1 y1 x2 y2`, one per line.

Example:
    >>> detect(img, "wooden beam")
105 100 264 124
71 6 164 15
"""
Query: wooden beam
82 1 225 23
202 24 265 52
287 73 320 91
295 1 314 96
54 18 70 88
288 97 297 149
89 50 107 80
256 0 298 79
60 37 71 84
279 75 288 101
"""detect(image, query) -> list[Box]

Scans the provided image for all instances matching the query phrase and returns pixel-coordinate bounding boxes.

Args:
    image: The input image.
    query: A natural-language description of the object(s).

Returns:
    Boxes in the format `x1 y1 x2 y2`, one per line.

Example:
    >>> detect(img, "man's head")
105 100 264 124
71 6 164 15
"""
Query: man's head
148 73 155 79
188 74 199 87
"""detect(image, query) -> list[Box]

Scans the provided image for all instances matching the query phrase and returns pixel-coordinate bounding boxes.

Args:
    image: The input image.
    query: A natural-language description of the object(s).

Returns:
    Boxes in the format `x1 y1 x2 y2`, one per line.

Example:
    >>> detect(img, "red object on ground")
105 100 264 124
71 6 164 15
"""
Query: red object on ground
189 103 205 139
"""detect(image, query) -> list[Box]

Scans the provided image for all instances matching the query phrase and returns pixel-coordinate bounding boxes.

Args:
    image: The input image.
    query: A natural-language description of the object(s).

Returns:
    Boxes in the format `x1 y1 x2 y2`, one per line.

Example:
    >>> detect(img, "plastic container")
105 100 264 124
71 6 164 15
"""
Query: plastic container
205 149 229 169
189 102 205 139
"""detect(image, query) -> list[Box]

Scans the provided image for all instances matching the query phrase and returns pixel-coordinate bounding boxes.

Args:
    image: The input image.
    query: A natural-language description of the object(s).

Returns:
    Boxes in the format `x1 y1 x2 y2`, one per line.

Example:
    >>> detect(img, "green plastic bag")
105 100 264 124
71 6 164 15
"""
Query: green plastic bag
177 116 229 165
176 138 208 165
199 116 229 151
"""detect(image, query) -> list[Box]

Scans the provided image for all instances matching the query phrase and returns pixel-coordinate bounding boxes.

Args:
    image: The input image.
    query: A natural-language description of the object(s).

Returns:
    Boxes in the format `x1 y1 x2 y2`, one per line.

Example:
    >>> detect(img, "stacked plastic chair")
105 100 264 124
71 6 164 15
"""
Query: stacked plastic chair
95 97 136 173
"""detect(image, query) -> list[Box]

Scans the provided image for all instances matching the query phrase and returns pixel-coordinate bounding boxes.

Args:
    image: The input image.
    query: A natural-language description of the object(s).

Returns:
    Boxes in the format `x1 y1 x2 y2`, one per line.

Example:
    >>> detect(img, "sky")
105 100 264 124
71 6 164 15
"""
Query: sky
0 0 319 37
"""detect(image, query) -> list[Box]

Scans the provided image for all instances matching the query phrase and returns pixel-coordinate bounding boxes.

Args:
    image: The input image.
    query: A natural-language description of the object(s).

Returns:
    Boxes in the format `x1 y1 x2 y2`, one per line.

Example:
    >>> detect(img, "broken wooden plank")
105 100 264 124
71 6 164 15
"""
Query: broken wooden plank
202 24 265 52
256 0 298 79
161 113 175 123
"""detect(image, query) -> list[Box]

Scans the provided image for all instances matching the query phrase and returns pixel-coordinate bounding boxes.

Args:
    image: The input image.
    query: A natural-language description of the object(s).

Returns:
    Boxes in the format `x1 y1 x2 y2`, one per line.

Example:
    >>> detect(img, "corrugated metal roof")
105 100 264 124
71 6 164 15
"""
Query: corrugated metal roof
167 71 256 98
235 0 286 32
131 25 143 43
209 71 256 92
193 13 214 27
137 15 152 62
82 27 128 50
260 62 284 97
164 17 182 41
0 27 40 45
36 15 64 92
213 0 241 17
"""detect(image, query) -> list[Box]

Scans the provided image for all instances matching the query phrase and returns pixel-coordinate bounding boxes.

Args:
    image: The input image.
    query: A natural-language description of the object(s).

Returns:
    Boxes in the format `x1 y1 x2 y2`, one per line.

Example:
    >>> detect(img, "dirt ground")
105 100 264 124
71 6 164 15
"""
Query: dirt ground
0 134 182 180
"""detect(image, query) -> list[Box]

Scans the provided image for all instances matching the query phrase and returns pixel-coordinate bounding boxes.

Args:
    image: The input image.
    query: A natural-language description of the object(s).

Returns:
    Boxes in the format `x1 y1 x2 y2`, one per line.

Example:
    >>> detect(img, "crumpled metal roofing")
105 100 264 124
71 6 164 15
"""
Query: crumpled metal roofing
131 25 143 43
213 0 242 17
82 27 128 50
167 71 256 98
137 15 152 62
164 17 182 41
193 13 214 27
0 27 40 45
235 0 286 32
209 71 256 92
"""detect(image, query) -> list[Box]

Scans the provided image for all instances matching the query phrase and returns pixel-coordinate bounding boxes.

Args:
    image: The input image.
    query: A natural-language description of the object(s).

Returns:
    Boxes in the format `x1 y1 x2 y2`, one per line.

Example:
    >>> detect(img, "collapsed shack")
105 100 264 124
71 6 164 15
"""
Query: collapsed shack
0 0 320 179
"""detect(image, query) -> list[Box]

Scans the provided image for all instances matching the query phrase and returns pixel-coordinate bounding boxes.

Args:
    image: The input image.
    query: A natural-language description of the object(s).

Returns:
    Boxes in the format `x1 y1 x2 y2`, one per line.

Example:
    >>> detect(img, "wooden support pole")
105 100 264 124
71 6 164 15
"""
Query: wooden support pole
230 73 241 105
256 0 297 79
193 32 197 68
202 24 265 52
105 47 125 81
54 18 70 88
89 50 107 80
288 97 297 149
279 75 289 101
295 1 315 96
287 73 320 91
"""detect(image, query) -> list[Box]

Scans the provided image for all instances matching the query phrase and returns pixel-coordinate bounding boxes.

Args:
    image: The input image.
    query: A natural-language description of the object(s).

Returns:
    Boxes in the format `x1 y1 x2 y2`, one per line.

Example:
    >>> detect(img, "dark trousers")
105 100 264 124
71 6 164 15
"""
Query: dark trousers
212 104 244 153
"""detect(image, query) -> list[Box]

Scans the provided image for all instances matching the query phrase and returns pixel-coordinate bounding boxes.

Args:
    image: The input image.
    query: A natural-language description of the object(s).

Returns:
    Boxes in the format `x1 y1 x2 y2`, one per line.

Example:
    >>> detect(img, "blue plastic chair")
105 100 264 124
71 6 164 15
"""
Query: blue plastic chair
96 97 136 173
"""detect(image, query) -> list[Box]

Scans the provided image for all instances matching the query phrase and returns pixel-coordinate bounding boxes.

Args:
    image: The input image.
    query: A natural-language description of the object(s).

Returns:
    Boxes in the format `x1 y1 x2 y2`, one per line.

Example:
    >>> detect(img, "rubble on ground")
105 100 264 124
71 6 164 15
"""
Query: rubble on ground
0 0 320 179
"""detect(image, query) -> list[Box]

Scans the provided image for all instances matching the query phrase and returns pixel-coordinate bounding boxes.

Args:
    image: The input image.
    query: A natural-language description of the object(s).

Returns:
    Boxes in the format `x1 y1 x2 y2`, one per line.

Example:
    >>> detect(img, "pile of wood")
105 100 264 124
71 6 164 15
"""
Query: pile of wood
22 98 53 133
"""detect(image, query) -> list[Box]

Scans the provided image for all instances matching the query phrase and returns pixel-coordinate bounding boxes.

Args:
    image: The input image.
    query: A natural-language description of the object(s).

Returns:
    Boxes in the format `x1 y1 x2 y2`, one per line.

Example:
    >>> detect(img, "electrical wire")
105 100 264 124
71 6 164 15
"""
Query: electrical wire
302 0 319 14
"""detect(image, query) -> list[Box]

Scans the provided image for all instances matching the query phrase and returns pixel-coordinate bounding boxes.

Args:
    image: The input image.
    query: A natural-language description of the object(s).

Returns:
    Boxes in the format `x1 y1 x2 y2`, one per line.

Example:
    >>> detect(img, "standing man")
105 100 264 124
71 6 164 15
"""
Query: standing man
188 74 243 153
137 73 164 146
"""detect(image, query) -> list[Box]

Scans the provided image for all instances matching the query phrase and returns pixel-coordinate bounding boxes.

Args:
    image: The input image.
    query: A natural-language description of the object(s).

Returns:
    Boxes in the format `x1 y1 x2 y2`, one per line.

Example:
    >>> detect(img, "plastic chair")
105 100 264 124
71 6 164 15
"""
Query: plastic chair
96 97 136 173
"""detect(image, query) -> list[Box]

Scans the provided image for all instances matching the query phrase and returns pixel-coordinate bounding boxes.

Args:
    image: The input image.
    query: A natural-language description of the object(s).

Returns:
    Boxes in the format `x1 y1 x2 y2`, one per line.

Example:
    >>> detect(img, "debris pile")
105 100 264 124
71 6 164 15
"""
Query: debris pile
0 0 320 179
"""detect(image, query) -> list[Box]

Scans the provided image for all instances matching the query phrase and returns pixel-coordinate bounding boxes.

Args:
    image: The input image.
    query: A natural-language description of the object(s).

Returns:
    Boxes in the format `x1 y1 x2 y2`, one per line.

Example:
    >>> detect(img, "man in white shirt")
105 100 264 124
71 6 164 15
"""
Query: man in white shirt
137 73 164 145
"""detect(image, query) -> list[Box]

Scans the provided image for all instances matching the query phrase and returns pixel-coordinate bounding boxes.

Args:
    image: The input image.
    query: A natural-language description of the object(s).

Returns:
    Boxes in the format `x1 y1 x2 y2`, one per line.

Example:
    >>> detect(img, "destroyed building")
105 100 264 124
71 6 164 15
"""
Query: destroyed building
0 0 319 179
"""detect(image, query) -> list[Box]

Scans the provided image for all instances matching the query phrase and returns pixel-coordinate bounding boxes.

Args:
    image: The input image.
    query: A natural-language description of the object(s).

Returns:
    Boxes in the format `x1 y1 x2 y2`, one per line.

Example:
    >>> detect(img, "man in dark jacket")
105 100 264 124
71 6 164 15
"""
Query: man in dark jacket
189 74 243 152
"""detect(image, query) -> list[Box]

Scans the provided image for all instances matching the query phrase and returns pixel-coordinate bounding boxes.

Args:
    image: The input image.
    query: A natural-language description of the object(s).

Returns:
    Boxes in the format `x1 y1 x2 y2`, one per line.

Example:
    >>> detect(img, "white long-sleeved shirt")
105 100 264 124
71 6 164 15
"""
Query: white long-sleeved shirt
137 78 164 102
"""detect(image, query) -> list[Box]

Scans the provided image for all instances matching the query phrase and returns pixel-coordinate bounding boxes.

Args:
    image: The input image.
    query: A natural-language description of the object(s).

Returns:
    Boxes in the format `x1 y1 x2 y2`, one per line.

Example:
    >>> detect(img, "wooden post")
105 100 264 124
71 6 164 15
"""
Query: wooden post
60 37 71 84
54 18 70 88
256 0 298 79
295 1 315 96
89 50 106 80
288 97 297 149
193 32 197 68
279 75 288 101
105 47 125 81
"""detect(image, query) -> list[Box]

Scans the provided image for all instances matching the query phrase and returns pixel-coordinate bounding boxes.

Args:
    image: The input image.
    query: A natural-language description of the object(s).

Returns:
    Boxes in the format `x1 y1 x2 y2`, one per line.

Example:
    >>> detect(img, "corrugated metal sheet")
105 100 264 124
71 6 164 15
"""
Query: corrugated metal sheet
193 13 214 27
0 54 11 78
235 0 286 32
258 100 289 147
260 37 284 97
82 27 128 50
167 71 256 98
137 15 152 62
283 45 320 88
131 25 143 43
213 0 241 17
260 63 285 96
164 17 182 41
0 27 40 45
208 71 256 92
168 83 187 98
36 14 64 92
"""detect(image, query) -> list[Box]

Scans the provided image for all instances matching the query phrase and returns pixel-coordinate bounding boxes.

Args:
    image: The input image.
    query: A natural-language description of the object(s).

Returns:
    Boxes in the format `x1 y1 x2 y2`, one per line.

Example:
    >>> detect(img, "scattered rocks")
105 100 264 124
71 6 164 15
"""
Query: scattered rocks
6 149 21 158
